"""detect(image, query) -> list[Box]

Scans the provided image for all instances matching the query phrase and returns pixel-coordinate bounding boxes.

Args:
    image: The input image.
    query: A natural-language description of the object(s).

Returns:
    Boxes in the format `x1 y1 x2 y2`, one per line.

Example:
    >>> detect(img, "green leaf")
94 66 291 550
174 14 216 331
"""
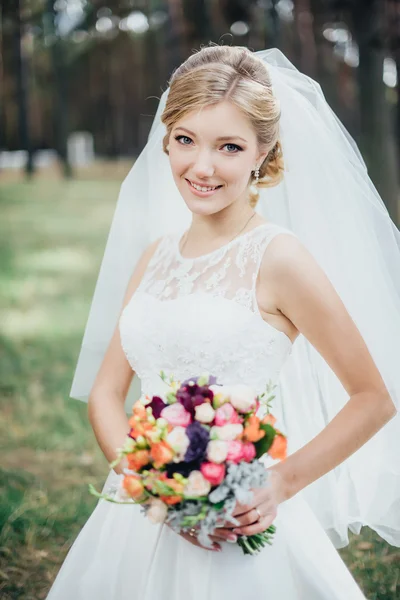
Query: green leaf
88 484 144 505
152 480 181 496
211 501 225 510
166 392 177 404
255 423 276 458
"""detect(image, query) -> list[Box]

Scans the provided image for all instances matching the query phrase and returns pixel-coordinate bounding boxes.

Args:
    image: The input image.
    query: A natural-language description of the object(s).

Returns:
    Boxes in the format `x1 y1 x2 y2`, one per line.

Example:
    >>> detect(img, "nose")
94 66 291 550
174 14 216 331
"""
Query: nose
191 149 215 179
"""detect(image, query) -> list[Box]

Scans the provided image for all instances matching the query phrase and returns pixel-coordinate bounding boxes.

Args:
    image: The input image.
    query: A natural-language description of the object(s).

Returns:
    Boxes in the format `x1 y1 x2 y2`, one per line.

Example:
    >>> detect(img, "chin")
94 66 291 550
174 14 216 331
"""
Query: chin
181 195 231 216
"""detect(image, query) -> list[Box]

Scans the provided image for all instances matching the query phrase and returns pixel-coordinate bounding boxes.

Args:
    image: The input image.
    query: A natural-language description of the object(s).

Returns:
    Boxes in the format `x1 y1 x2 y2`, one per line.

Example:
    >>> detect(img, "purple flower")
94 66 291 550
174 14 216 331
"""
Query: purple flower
166 459 201 478
148 396 166 419
176 388 196 416
182 375 218 386
177 379 216 416
184 421 210 463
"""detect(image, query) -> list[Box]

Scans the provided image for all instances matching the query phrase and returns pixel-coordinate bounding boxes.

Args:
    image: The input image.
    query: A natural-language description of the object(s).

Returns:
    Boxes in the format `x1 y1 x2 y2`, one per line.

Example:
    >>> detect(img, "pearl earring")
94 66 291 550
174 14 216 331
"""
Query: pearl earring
249 165 260 198
253 165 260 185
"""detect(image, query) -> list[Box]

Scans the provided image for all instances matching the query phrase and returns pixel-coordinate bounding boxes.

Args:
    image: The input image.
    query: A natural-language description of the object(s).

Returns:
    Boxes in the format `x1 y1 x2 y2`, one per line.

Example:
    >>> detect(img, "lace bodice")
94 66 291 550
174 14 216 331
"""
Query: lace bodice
119 222 297 398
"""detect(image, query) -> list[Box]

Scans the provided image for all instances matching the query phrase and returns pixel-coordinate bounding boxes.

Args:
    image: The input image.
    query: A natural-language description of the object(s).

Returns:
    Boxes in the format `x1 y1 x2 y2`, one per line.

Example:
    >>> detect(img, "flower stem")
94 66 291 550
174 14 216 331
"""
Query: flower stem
237 525 276 555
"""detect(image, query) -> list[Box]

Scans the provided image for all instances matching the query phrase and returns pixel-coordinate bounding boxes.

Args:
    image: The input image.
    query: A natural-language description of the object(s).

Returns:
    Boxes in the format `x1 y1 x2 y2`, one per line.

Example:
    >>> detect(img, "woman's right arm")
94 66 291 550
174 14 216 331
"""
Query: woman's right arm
87 237 162 475
88 237 226 552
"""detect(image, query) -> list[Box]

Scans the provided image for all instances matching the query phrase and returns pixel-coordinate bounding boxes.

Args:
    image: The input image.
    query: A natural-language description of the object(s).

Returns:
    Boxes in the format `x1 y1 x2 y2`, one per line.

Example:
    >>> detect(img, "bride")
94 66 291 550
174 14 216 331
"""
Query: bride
46 45 400 599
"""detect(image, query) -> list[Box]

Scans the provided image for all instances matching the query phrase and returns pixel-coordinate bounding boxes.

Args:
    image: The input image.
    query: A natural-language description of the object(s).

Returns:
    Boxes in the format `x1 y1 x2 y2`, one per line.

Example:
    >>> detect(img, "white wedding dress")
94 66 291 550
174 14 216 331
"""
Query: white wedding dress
47 222 366 599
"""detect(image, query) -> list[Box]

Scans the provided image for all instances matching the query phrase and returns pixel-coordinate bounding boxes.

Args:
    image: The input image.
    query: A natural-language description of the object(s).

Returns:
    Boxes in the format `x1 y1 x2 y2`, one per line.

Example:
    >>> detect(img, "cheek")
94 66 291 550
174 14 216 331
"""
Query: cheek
223 160 253 188
169 152 189 180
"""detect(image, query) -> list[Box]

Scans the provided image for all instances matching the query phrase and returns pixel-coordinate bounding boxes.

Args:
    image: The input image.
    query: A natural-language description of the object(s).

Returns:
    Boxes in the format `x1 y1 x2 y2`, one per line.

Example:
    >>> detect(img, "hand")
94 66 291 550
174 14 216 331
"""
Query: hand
167 524 222 552
212 469 284 540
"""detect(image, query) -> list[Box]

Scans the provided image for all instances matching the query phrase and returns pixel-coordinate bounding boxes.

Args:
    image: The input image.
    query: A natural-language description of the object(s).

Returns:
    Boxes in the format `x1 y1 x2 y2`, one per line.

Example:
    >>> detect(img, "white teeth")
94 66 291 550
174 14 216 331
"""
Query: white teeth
189 181 218 192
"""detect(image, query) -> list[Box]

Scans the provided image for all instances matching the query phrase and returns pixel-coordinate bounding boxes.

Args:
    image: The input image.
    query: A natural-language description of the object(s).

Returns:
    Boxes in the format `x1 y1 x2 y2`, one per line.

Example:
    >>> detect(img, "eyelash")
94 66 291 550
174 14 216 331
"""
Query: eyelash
174 135 243 153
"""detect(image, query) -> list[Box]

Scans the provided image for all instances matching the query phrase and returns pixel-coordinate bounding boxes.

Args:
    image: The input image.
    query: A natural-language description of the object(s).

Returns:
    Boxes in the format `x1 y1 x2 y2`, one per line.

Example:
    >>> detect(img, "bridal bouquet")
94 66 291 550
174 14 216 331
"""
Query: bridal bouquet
89 372 287 555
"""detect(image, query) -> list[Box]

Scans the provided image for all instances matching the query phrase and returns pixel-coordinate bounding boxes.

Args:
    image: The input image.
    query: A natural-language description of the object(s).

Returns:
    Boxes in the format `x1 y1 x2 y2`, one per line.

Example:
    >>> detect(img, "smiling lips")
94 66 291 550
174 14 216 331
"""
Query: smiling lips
186 178 223 194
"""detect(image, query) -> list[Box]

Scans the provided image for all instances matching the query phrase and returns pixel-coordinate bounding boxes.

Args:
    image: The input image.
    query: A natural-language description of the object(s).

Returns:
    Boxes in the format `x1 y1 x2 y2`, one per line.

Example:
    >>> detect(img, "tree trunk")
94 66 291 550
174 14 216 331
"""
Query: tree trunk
46 0 71 178
14 0 34 176
351 0 399 223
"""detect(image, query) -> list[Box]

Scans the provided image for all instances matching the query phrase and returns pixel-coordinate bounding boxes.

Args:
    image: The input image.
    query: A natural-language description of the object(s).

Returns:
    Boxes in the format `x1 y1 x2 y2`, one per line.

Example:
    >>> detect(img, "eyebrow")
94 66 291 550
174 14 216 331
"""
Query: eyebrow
174 126 248 143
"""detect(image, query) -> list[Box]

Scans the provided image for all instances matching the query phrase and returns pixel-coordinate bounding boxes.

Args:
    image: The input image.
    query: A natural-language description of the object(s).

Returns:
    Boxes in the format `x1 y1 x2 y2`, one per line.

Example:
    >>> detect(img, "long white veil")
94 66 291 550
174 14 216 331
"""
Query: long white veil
70 48 400 548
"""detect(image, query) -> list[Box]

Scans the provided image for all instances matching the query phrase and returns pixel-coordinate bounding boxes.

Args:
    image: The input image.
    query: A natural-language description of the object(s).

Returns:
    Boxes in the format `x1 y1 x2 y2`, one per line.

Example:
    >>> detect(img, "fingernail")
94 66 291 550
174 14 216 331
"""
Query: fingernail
227 534 237 543
213 545 222 552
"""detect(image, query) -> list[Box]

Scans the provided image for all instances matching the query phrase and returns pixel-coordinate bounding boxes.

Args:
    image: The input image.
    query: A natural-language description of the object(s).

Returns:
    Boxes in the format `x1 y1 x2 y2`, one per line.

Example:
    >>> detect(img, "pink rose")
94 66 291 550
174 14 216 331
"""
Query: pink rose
214 403 242 427
241 442 256 462
226 440 244 464
200 462 226 486
160 403 191 427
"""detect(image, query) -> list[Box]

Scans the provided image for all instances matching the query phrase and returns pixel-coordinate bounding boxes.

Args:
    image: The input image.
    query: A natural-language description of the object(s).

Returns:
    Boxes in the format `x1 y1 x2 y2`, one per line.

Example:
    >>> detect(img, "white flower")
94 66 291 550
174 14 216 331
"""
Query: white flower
228 384 257 413
147 498 168 524
194 402 215 423
184 470 211 497
207 440 229 463
210 423 243 441
209 384 232 402
146 430 162 444
166 426 190 461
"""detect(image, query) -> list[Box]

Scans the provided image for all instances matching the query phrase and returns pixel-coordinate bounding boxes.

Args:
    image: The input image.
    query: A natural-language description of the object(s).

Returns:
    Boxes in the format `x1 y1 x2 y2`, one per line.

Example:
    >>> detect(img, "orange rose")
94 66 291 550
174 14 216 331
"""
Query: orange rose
243 415 265 442
261 413 277 427
268 433 287 460
165 477 184 495
127 450 150 471
150 441 174 468
128 419 154 440
132 400 147 419
160 495 182 505
152 474 184 504
123 475 145 500
160 476 184 504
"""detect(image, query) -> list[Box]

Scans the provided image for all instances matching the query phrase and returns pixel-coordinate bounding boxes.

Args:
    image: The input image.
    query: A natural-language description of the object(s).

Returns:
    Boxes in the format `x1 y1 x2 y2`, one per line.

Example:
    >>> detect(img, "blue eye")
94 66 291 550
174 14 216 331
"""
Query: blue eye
224 143 242 153
174 135 243 153
175 135 192 145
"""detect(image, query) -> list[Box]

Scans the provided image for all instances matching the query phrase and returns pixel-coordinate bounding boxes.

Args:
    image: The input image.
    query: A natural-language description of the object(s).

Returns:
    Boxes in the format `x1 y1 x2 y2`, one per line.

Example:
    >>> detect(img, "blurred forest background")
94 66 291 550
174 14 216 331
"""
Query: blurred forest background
1 1 400 599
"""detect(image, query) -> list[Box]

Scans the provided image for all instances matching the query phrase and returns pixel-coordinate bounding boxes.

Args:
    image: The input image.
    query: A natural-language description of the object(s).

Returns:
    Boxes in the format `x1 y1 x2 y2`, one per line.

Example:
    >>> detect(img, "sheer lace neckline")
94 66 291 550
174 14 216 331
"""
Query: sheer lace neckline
175 221 273 261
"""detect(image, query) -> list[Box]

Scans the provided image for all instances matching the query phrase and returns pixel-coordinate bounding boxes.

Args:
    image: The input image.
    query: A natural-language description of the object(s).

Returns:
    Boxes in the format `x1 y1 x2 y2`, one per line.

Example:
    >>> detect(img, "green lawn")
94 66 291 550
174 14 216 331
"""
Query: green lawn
0 175 399 599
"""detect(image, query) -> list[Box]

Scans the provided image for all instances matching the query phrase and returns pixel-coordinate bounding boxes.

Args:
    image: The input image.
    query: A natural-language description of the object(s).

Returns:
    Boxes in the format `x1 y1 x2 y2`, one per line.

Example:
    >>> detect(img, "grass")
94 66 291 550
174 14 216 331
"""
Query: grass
0 169 399 599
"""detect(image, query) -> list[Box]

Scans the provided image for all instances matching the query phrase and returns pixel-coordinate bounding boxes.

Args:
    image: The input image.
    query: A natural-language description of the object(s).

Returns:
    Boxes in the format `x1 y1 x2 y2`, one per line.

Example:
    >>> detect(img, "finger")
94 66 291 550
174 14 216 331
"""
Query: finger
231 507 261 528
231 490 265 517
212 528 239 542
181 532 221 552
232 510 277 537
232 501 257 518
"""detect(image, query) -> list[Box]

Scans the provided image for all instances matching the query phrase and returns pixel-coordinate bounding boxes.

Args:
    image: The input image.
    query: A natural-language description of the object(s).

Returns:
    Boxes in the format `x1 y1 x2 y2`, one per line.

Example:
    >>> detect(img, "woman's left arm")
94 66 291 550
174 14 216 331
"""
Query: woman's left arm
222 234 397 539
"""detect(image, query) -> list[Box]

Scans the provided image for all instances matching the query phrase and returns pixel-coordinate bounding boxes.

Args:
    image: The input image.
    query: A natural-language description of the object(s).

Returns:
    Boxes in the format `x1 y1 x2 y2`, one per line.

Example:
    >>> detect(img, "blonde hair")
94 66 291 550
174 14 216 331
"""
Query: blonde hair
161 44 284 208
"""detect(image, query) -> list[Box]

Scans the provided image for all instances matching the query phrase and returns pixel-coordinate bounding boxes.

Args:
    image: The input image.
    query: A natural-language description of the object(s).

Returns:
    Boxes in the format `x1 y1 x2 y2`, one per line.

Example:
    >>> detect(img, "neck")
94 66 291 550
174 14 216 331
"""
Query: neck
187 204 258 243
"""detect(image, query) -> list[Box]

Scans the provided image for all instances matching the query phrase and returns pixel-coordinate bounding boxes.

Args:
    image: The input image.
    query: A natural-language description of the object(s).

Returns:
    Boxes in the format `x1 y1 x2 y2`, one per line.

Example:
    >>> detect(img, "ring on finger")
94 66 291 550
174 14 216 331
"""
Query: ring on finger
188 527 197 538
255 507 263 522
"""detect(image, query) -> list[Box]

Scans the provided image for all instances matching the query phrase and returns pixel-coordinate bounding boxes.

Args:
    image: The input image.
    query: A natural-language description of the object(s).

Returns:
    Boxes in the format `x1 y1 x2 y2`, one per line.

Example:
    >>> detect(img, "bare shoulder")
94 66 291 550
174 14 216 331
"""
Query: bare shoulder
258 232 307 305
260 230 336 316
123 235 164 305
263 230 308 268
